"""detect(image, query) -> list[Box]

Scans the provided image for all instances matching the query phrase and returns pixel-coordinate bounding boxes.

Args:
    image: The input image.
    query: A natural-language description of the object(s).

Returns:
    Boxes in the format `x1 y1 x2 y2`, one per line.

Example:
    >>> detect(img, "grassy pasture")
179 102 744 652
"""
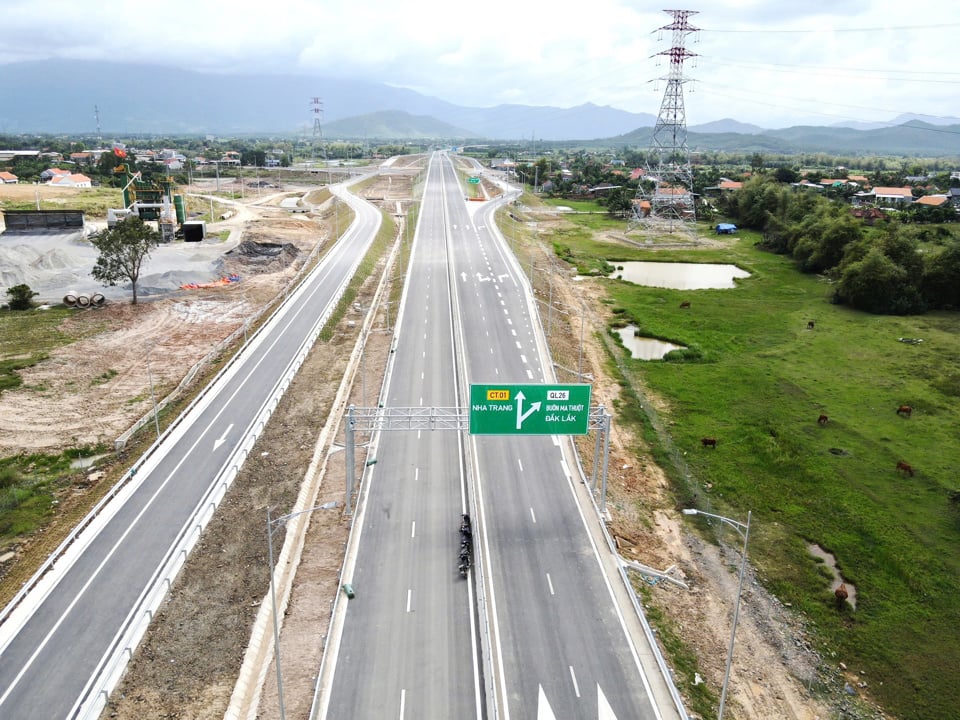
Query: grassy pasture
549 216 960 719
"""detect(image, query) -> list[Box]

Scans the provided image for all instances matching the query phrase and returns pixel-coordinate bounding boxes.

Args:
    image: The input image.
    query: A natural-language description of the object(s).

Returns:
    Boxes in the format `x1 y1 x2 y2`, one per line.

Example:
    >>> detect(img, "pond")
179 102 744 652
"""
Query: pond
608 261 750 289
615 324 686 360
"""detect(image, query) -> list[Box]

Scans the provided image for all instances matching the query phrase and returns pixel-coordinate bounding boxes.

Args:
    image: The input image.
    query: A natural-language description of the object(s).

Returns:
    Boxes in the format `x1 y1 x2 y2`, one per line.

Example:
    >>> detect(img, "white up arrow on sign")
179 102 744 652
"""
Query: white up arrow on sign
515 390 541 430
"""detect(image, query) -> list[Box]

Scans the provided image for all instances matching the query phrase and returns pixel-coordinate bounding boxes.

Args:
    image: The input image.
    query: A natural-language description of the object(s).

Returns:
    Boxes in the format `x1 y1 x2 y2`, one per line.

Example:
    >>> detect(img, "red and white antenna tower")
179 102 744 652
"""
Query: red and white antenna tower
632 9 700 234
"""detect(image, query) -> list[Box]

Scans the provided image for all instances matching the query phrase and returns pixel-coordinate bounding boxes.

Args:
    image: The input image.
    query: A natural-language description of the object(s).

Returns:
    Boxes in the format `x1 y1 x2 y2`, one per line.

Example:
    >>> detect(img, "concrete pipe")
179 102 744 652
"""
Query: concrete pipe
91 293 106 306
76 295 91 308
63 293 78 307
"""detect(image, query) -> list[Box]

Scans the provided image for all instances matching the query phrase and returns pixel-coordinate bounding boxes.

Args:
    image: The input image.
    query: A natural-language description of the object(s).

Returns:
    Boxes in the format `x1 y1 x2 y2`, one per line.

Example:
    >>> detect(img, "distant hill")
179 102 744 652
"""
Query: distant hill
2 60 959 155
324 111 475 140
607 121 960 157
689 118 765 135
0 60 653 141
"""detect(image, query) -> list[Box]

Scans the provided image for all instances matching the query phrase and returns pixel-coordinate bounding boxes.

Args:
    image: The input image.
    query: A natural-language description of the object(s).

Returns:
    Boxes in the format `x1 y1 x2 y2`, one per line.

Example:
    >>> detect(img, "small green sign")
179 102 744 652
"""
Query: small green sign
467 176 481 184
469 384 592 435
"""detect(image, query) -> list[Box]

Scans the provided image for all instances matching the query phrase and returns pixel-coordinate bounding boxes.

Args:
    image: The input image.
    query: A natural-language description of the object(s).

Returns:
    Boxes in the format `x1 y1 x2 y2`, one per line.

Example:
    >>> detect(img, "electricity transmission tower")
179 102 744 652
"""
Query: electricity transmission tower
630 9 699 234
311 96 327 167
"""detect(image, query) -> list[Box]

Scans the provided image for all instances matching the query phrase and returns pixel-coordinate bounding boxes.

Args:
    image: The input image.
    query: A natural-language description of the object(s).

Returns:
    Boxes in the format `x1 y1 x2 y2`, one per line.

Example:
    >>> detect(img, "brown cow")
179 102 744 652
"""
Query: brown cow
835 583 849 608
896 405 912 417
807 320 815 330
679 301 691 309
701 437 717 448
818 414 829 426
896 460 915 477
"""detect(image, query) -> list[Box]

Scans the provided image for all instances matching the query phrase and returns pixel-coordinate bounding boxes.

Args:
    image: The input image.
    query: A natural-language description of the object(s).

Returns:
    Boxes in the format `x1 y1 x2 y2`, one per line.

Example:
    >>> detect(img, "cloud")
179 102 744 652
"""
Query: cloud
1 0 958 128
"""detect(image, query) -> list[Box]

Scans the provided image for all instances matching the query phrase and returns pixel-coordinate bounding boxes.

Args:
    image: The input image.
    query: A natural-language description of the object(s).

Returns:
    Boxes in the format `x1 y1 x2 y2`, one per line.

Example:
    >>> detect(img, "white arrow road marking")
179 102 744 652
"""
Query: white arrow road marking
213 423 234 450
598 684 619 719
537 685 558 720
476 272 491 282
515 391 541 430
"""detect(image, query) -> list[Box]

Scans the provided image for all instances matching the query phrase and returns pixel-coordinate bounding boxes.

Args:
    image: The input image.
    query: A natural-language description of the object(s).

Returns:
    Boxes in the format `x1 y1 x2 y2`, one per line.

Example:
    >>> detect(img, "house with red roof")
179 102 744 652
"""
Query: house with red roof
0 171 18 184
48 173 92 188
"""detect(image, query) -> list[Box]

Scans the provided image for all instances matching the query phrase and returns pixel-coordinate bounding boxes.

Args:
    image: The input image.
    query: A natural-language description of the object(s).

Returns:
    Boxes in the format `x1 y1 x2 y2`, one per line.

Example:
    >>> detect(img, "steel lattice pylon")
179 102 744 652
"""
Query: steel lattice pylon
630 9 699 234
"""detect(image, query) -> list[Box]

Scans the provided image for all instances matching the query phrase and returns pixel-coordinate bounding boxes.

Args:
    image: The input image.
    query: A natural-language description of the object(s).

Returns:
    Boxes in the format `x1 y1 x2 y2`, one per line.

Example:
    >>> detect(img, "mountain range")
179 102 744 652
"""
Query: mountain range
2 60 959 156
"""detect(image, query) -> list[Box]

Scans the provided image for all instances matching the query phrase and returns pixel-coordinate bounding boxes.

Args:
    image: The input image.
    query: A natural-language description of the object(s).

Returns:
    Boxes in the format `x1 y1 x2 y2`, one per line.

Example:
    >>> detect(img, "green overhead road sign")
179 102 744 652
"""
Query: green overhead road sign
467 176 480 184
469 384 592 435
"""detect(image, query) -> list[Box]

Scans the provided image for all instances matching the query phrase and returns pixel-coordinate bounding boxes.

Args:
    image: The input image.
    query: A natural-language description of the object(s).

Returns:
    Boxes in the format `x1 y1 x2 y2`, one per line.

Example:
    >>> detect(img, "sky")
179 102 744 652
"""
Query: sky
1 0 958 129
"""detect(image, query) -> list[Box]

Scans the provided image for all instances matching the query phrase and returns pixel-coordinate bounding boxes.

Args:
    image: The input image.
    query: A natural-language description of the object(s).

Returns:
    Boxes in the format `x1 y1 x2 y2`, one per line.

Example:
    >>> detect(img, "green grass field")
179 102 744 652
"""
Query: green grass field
544 212 960 719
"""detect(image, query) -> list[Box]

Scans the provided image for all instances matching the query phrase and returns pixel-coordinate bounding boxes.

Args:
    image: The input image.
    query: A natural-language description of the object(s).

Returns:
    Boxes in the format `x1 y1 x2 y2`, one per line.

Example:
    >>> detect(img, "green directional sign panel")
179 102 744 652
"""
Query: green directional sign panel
469 384 592 435
467 176 481 184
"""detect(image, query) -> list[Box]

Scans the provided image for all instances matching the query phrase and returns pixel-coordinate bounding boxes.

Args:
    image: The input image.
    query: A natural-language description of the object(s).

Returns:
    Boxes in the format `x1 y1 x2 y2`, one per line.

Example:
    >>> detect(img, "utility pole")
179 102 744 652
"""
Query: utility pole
630 9 699 235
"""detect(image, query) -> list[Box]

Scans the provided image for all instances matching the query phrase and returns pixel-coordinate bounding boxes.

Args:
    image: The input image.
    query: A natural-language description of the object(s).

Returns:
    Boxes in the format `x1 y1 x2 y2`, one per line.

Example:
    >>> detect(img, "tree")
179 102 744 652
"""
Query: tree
835 247 924 314
5 284 38 311
90 216 160 305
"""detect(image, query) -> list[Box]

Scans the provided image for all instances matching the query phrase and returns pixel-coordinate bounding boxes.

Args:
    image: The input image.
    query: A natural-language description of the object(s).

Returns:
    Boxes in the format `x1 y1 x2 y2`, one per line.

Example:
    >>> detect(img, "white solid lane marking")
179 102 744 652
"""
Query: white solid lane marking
537 685 558 720
400 688 406 720
406 589 412 613
598 684 619 719
569 666 581 698
411 521 416 538
546 573 555 596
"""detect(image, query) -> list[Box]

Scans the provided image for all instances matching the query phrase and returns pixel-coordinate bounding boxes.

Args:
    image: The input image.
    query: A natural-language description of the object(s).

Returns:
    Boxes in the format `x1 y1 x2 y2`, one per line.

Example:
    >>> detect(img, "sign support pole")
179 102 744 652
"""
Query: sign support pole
600 409 612 513
345 405 355 516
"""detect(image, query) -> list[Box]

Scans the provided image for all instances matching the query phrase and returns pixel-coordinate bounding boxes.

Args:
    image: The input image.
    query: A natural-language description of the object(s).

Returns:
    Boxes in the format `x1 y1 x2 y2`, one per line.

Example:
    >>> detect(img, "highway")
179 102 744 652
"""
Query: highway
0 184 382 720
321 153 666 719
323 153 482 718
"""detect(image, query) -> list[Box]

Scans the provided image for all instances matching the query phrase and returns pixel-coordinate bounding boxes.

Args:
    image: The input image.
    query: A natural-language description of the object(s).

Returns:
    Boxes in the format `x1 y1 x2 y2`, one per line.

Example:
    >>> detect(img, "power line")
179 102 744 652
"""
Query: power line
702 22 960 34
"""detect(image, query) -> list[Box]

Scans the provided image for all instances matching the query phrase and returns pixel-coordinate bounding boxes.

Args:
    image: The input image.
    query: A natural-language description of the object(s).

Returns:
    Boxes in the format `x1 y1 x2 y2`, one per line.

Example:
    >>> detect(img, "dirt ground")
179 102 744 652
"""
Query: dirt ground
1 170 884 720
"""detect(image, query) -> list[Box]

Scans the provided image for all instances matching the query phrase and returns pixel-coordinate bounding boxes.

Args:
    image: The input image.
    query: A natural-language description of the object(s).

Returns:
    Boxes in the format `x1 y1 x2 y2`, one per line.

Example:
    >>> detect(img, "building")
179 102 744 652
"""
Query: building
0 171 18 184
48 173 92 188
40 168 71 182
915 195 949 207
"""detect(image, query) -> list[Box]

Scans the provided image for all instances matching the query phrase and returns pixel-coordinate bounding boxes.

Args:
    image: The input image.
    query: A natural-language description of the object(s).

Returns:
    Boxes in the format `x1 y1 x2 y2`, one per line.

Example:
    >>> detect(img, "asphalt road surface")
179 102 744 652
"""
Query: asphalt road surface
0 185 381 720
321 153 664 720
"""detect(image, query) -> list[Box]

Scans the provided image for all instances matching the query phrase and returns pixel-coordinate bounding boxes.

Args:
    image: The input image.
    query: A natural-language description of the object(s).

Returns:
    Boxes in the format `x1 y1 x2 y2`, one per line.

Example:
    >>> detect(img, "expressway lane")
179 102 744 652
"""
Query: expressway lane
443 156 664 719
320 152 675 720
322 156 481 718
0 183 381 720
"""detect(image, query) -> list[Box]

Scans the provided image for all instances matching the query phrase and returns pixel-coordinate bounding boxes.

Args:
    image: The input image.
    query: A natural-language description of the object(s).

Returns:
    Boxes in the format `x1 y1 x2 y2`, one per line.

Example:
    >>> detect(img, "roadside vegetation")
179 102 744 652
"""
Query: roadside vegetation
534 202 960 719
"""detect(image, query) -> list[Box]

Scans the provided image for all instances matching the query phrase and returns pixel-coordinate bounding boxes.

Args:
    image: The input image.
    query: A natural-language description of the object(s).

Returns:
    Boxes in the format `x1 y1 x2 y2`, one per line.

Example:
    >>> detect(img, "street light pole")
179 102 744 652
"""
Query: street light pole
682 508 752 720
266 507 287 720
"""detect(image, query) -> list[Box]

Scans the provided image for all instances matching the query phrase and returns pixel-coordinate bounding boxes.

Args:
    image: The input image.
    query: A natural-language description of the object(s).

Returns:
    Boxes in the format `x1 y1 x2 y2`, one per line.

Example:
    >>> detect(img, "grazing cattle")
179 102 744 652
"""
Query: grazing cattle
700 437 717 448
818 414 829 426
896 460 915 477
896 405 912 417
807 320 815 330
835 583 849 608
679 301 691 309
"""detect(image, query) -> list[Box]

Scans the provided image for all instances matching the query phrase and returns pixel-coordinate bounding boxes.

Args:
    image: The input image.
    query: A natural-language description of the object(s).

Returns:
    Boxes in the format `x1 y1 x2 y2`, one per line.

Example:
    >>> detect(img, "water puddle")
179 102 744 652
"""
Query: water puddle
70 453 110 470
614 324 685 360
608 261 750 289
808 543 858 609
